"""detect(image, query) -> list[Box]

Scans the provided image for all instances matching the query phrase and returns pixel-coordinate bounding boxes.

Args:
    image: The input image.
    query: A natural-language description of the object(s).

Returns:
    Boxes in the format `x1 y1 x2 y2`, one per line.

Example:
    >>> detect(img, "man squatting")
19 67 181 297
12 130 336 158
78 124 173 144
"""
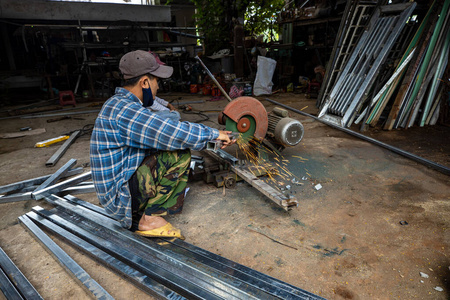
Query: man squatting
90 50 233 239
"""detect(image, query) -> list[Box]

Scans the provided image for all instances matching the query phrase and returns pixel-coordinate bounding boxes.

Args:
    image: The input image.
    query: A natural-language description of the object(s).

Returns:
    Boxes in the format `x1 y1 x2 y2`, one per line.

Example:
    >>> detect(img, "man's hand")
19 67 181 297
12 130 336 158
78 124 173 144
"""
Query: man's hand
217 130 237 149
167 103 177 111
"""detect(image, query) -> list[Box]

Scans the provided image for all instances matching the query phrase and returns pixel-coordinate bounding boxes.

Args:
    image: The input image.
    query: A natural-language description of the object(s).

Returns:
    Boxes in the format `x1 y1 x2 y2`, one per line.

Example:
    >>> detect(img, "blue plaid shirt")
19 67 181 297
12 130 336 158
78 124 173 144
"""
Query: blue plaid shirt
90 88 219 228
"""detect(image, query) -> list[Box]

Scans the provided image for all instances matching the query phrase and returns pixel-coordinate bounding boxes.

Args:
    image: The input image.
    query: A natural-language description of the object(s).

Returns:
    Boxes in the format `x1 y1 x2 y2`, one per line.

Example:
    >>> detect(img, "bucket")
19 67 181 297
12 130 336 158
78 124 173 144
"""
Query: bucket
190 84 198 94
203 84 212 95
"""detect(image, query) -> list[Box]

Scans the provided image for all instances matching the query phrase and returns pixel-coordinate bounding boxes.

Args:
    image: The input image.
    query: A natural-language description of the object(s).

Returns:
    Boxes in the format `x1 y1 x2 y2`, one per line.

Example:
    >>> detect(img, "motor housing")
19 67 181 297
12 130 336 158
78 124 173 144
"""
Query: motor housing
267 108 304 147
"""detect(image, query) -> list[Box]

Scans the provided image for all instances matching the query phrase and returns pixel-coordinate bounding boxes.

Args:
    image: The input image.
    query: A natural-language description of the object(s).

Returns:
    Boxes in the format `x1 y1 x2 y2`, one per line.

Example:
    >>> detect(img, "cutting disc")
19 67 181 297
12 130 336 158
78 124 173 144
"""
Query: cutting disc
225 115 257 140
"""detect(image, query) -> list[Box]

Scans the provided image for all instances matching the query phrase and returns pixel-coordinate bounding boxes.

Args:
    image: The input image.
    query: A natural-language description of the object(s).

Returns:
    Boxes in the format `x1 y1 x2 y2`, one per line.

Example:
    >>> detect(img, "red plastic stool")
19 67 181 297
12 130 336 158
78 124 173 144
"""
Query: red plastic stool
59 90 76 106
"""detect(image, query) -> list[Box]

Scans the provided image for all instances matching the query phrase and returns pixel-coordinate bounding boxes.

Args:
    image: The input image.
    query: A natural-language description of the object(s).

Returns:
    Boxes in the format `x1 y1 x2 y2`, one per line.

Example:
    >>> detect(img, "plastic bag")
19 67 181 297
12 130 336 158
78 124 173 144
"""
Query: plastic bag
253 56 277 96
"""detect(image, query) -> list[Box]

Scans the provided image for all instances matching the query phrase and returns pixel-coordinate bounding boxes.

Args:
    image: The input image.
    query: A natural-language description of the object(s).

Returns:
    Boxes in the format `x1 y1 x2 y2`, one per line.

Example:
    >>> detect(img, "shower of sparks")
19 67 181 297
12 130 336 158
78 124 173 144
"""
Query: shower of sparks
235 136 304 191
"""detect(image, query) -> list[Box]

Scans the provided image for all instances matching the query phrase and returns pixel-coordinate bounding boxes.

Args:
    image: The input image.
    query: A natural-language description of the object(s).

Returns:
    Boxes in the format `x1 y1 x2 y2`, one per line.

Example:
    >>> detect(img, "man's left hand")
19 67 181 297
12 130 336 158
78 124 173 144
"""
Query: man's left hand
167 103 177 111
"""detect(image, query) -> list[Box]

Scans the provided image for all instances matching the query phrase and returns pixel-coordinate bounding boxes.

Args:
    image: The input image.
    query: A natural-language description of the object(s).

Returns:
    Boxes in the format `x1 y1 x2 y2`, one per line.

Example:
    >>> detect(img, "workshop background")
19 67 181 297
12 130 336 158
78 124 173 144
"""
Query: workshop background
0 0 449 299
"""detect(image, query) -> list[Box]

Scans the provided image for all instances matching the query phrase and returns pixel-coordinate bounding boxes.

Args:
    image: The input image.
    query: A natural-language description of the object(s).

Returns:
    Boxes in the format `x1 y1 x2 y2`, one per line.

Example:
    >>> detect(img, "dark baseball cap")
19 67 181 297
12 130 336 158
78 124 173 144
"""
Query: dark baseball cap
119 50 173 79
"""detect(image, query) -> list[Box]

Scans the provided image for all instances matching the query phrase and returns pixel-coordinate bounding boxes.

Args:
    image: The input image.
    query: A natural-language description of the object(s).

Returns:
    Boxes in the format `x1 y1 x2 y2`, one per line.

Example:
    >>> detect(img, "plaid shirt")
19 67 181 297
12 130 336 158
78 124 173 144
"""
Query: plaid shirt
90 87 219 228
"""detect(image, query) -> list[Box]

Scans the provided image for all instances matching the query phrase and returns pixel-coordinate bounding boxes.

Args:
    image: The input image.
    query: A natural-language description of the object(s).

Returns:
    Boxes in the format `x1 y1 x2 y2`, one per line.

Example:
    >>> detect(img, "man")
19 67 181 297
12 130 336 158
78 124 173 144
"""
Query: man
90 50 233 239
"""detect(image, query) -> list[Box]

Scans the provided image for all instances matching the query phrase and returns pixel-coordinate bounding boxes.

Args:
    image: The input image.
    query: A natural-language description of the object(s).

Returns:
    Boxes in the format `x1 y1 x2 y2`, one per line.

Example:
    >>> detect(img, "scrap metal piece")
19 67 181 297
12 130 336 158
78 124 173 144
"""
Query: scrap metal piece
18 215 114 300
32 172 91 200
34 159 77 193
0 247 43 299
45 130 81 167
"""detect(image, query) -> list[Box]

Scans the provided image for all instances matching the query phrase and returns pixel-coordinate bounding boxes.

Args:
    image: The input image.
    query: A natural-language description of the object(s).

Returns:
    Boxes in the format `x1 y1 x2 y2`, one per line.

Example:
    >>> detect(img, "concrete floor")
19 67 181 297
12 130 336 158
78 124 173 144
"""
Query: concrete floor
0 92 449 299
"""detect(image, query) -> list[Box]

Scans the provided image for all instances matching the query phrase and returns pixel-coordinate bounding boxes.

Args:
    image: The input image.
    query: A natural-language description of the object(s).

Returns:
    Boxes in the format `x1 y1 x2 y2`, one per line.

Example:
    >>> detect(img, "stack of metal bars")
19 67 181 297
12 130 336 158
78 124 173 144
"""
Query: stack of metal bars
21 194 324 300
318 2 416 128
317 0 380 108
393 1 450 129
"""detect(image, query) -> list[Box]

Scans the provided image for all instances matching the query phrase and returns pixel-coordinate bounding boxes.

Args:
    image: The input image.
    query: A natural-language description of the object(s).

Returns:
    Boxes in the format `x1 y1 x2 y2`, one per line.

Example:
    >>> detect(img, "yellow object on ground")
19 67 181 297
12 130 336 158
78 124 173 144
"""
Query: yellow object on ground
135 223 185 239
35 135 69 147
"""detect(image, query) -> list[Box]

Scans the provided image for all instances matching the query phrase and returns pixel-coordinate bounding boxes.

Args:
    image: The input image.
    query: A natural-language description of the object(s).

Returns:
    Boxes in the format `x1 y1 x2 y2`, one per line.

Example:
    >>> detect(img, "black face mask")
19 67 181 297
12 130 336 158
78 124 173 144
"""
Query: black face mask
142 86 154 107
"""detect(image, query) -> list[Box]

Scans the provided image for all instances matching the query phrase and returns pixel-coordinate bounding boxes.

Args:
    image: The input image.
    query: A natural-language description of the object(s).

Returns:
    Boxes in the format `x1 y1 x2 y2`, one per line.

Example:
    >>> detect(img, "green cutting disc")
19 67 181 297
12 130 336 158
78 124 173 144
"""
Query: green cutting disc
225 115 257 141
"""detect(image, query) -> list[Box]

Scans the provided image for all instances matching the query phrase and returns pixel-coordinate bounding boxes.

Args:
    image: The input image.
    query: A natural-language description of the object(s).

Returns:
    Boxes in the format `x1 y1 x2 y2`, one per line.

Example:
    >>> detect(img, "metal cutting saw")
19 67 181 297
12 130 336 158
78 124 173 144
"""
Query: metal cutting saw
195 56 305 210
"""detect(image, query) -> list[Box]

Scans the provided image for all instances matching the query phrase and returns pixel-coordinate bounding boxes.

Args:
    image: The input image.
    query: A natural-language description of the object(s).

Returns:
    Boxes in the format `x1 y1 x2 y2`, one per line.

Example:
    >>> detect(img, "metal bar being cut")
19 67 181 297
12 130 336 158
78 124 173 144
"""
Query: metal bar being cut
18 215 114 300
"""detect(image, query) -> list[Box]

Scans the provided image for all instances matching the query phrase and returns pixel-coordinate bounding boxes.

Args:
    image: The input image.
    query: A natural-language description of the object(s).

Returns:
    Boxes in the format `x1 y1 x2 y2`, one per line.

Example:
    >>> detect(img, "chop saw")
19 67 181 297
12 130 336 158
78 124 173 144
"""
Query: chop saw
195 56 305 210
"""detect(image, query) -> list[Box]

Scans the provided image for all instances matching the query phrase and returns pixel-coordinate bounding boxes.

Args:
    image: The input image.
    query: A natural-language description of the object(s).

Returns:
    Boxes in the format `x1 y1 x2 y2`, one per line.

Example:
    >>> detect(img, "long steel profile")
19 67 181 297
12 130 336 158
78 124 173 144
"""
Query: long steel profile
45 195 322 299
46 131 81 167
0 167 83 195
194 56 233 102
264 98 450 176
31 205 229 300
0 267 24 299
32 171 91 200
64 194 320 299
0 247 43 299
34 159 77 193
23 211 186 300
18 215 114 300
47 201 274 300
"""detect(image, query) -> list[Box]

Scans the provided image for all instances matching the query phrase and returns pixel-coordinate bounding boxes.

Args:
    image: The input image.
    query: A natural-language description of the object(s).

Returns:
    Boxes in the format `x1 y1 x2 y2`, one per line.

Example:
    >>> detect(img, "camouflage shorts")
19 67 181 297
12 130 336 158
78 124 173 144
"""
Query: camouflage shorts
129 149 191 219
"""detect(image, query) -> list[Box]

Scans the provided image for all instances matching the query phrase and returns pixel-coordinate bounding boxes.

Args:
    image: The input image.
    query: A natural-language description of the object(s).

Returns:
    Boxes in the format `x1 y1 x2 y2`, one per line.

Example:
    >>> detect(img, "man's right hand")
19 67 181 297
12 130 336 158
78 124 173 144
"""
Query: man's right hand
217 130 236 148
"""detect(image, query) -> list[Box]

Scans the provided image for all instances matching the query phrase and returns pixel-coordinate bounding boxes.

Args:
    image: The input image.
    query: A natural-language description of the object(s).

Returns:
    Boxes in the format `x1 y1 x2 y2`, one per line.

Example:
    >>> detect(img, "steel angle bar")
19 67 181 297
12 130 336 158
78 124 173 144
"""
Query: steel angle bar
0 267 23 299
34 159 77 193
342 3 417 127
46 131 81 167
23 211 186 300
0 167 83 195
32 171 91 200
0 247 43 299
18 215 114 300
31 205 227 300
264 98 450 176
47 195 317 299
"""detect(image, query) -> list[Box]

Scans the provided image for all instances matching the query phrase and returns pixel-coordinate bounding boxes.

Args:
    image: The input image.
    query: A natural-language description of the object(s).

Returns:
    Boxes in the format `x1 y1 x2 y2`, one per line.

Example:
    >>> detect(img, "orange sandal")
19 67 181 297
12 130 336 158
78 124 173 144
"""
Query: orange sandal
135 223 185 240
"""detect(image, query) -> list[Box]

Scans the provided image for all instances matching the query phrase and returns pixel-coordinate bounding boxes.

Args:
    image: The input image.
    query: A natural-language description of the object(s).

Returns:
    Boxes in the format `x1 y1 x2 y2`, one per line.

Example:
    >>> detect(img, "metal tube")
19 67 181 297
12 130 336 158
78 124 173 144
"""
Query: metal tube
34 159 77 193
0 167 82 195
19 215 114 300
195 56 233 102
264 98 450 176
0 247 43 299
45 131 81 167
45 195 322 299
32 172 92 200
24 211 187 300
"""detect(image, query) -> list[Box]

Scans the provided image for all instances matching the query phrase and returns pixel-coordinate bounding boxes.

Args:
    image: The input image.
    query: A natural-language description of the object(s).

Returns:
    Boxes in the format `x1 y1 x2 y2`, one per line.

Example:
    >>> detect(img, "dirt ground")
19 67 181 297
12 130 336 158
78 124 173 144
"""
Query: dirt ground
0 92 449 299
